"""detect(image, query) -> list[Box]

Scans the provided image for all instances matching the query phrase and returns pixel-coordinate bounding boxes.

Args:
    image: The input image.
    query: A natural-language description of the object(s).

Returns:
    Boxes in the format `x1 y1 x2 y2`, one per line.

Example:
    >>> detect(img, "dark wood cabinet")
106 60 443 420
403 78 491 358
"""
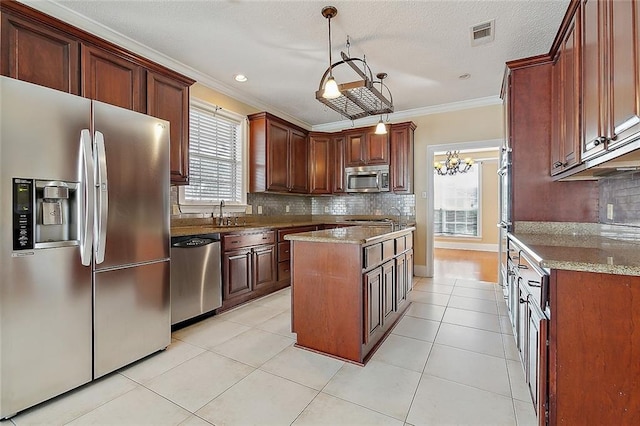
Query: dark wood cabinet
363 267 383 345
0 1 195 186
581 0 608 160
606 0 640 149
395 253 408 311
308 133 332 195
223 248 252 300
551 8 581 175
147 71 191 184
344 128 389 167
390 122 416 193
1 11 80 94
220 230 280 311
332 135 346 193
382 260 395 322
81 44 144 112
248 112 309 194
276 225 318 283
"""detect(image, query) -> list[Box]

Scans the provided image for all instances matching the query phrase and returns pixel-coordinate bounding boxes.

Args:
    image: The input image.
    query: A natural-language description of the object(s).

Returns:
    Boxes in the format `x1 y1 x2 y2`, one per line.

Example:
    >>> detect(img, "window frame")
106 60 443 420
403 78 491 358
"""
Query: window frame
433 161 483 239
178 98 248 214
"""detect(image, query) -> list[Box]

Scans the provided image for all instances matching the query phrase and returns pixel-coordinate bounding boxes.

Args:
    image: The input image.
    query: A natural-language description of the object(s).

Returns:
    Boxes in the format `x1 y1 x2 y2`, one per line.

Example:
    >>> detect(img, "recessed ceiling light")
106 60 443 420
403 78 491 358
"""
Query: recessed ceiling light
234 74 248 82
458 73 471 80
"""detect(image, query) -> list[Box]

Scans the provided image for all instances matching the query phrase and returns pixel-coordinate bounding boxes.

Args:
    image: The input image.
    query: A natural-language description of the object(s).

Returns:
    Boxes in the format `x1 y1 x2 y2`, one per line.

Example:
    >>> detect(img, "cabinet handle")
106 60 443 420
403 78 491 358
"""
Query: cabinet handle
553 161 563 168
594 136 606 146
519 297 528 304
231 240 240 244
262 236 268 240
518 264 528 269
528 279 541 287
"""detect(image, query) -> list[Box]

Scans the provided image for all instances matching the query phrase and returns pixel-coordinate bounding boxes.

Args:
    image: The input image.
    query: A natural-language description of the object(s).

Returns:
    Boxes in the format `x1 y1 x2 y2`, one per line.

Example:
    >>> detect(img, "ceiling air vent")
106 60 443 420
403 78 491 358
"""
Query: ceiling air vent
470 20 495 46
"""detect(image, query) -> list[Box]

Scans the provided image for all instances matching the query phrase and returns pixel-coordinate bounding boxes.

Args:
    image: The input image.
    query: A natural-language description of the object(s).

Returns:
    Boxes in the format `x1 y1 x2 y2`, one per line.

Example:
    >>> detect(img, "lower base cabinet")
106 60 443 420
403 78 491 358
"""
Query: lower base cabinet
220 230 281 312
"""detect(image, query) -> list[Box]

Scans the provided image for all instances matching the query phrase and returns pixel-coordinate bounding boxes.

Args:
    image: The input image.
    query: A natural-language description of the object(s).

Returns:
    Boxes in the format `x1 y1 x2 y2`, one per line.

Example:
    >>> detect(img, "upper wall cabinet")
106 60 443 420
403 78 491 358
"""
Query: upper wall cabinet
344 128 389 167
390 122 416 194
81 44 144 112
1 11 80 95
147 71 191 185
308 133 332 195
0 1 195 185
551 6 581 176
248 112 309 194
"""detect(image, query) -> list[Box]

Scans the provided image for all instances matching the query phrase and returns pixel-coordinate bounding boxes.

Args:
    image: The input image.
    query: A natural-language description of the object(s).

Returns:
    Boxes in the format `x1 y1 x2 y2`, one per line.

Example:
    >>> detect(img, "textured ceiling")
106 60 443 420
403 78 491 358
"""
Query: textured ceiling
24 0 570 128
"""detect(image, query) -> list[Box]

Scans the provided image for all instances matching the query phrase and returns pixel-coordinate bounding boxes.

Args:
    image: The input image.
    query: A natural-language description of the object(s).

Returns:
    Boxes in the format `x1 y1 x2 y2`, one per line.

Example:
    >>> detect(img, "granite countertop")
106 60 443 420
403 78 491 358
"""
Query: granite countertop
170 215 417 237
511 222 640 276
284 225 416 245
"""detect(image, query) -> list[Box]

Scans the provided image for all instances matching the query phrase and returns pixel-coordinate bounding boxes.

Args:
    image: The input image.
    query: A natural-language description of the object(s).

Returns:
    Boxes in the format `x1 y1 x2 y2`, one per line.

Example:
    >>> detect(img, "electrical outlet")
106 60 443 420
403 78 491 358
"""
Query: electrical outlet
607 203 614 220
257 205 263 214
324 206 330 213
245 205 252 214
285 205 290 213
421 191 427 199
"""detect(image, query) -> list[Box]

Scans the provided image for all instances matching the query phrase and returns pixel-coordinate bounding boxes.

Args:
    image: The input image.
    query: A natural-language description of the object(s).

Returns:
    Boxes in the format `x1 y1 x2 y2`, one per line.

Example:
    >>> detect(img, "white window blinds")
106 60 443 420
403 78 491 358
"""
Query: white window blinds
183 102 244 204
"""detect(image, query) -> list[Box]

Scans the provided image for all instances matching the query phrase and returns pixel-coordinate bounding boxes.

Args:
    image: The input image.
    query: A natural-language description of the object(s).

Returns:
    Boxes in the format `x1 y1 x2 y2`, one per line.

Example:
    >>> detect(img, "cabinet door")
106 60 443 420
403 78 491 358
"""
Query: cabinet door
309 134 332 194
81 44 143 112
395 253 407 311
223 249 252 300
266 120 290 192
561 10 581 170
390 123 414 193
289 129 309 193
607 0 640 147
345 131 366 167
581 0 608 160
527 303 549 419
252 244 277 289
147 71 190 185
406 249 414 292
332 135 346 193
366 132 389 165
1 12 80 94
382 261 395 322
550 53 564 175
363 267 383 344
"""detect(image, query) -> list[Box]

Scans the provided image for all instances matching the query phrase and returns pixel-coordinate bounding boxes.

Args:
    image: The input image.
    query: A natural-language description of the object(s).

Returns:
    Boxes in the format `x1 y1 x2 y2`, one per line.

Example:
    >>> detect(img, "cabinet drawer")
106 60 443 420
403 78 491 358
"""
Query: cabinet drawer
278 241 291 261
278 260 291 282
382 239 395 262
223 231 275 250
395 236 406 253
406 233 413 250
277 225 317 241
363 244 382 269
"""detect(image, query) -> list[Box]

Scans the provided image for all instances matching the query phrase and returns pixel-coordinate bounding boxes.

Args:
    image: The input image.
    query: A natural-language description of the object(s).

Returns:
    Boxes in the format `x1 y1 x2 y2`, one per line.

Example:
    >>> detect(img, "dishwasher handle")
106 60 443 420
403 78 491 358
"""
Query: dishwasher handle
172 237 218 248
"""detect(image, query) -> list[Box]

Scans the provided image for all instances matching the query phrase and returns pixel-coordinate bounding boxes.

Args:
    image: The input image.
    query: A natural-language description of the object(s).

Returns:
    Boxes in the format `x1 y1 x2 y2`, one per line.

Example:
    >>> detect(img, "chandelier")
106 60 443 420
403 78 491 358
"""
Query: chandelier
315 6 394 121
434 151 474 175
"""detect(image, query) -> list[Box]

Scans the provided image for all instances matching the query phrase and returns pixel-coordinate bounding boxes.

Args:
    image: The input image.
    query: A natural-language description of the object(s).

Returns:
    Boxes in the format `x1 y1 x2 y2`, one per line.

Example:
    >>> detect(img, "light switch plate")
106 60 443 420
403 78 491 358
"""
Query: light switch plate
257 205 263 214
421 191 427 198
285 205 290 213
607 204 614 220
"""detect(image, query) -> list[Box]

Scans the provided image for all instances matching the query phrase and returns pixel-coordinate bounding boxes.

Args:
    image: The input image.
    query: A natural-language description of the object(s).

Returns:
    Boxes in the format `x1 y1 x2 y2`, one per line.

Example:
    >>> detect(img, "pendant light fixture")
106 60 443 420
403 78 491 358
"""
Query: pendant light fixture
321 6 340 99
315 6 394 120
374 73 388 135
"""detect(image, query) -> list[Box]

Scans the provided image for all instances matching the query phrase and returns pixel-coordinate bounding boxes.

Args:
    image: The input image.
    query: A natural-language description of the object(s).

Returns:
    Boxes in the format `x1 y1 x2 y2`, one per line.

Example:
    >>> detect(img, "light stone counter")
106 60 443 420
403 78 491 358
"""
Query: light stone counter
285 225 416 245
511 222 640 276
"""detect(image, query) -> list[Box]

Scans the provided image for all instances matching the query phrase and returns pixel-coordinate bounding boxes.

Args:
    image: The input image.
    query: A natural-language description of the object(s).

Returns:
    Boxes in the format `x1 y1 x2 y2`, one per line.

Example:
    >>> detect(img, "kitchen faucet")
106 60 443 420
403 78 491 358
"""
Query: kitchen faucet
389 206 403 229
218 200 225 225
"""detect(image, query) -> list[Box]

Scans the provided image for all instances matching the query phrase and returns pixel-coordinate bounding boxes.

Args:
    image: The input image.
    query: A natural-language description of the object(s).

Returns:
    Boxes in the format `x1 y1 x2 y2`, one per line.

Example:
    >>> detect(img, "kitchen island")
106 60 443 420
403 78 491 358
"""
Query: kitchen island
285 226 415 364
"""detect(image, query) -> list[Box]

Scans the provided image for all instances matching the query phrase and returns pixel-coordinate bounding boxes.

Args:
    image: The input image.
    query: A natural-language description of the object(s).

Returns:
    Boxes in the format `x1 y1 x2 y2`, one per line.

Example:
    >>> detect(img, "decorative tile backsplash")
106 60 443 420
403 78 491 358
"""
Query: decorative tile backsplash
172 187 415 218
599 172 640 226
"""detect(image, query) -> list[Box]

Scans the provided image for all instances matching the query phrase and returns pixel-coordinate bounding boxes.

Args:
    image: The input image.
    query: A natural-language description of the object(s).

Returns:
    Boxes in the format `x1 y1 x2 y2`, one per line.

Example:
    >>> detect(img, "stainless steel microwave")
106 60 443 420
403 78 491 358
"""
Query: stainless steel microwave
345 165 390 192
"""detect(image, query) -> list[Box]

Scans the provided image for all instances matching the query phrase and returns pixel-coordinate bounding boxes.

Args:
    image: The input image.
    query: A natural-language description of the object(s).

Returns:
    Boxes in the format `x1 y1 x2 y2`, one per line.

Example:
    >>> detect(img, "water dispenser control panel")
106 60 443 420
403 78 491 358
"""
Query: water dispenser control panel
13 178 34 250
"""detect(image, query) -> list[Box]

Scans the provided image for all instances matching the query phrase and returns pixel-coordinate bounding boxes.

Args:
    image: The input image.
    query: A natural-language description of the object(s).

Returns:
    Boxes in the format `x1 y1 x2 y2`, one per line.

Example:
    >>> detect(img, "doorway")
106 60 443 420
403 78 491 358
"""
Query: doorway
426 139 502 280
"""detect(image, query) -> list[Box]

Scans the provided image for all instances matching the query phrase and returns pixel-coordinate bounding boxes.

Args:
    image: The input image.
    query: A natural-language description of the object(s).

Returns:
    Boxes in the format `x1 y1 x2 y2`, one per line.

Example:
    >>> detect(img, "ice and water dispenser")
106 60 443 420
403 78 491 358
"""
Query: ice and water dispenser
13 178 79 250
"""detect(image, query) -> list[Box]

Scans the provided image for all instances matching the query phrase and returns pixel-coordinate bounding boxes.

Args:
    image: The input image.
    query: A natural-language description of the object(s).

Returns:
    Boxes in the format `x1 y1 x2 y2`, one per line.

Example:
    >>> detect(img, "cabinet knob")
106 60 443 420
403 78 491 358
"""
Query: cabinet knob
594 136 606 146
519 297 528 304
553 161 563 168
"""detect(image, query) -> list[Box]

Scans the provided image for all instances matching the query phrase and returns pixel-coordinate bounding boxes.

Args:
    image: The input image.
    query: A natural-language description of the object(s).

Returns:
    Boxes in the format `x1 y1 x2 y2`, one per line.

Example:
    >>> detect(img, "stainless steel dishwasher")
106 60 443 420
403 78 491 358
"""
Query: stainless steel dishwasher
170 233 222 326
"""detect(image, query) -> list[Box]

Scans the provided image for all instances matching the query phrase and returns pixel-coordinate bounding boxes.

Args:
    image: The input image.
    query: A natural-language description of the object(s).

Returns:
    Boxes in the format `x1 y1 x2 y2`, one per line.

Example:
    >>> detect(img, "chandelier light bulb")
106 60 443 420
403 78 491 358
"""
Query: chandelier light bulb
322 76 341 99
374 117 387 134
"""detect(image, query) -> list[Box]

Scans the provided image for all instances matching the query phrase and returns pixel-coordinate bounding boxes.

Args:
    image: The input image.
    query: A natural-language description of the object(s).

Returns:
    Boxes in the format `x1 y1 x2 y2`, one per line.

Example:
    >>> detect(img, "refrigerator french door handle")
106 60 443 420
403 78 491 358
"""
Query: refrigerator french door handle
80 129 95 266
94 131 108 264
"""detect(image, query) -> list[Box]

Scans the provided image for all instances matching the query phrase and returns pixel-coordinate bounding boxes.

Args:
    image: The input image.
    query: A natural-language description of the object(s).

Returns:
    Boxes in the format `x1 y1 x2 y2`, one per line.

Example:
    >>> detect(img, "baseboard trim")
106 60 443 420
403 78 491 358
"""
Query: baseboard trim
413 265 430 277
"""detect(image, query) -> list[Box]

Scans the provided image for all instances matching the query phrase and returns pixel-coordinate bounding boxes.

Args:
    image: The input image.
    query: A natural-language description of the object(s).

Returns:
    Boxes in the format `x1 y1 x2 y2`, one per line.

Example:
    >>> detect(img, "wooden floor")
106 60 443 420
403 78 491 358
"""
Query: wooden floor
433 248 499 283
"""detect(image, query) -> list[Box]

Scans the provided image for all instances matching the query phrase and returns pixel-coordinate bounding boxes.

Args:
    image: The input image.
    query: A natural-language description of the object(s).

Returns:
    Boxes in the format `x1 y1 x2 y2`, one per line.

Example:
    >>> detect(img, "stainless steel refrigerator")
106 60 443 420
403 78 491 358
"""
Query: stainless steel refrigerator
0 76 171 419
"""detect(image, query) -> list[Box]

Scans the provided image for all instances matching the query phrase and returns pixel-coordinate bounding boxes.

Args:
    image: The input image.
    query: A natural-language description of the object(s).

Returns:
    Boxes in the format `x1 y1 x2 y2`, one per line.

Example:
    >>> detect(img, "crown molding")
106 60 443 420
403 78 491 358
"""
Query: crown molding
311 96 503 132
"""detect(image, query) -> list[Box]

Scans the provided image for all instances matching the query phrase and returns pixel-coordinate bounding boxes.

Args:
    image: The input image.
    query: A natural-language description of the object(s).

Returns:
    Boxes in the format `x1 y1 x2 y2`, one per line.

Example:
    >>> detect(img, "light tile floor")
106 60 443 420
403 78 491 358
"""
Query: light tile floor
3 277 538 426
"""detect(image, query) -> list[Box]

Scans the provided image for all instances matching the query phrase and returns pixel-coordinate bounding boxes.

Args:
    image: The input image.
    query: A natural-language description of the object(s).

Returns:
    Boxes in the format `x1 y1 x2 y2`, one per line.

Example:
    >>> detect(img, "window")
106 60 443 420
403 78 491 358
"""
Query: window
179 100 247 209
434 163 481 237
